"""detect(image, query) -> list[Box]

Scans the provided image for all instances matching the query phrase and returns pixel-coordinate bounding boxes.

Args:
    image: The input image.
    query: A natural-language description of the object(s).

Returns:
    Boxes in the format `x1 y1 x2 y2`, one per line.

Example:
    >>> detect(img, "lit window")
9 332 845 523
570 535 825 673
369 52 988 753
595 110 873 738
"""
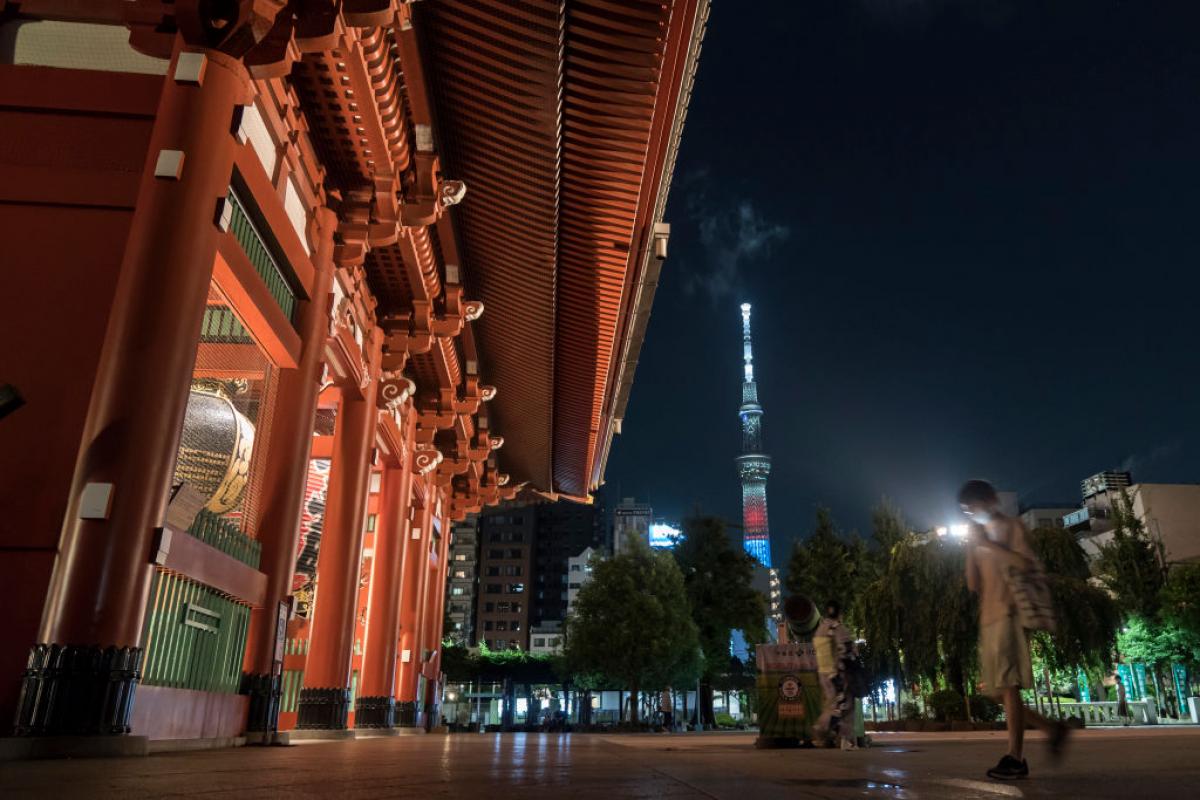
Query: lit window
366 514 377 532
534 638 545 647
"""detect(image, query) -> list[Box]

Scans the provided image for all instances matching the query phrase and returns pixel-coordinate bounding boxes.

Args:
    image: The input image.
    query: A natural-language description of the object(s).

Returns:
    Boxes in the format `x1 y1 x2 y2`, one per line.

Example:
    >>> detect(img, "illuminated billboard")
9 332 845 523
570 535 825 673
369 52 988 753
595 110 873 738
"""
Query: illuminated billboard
649 522 681 549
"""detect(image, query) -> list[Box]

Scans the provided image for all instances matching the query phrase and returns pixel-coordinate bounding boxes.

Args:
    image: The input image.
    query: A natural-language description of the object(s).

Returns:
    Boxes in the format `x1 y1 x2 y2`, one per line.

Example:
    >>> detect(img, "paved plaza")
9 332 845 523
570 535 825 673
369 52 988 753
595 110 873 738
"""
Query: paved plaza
2 728 1198 799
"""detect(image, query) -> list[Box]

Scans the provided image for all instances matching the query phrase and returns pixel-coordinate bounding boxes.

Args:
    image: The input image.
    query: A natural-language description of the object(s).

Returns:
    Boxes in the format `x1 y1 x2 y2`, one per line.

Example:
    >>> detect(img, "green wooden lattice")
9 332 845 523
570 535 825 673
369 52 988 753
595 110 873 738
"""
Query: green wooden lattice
225 189 297 323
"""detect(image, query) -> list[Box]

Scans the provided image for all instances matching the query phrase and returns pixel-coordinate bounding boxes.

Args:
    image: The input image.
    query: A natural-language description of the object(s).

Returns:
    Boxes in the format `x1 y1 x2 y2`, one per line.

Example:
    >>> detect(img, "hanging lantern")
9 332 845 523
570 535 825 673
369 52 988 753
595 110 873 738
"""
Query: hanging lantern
173 380 256 513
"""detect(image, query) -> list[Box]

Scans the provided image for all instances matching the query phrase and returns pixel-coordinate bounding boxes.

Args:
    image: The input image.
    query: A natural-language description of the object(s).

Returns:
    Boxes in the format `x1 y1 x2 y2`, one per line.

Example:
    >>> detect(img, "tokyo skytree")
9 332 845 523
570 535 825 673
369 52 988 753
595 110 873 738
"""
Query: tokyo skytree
736 303 772 567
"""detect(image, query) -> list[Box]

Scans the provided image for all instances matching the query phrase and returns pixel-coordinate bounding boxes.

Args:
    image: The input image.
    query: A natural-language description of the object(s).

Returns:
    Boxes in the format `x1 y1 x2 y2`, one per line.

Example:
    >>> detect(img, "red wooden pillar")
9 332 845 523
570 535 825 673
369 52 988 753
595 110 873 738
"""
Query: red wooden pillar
395 480 432 724
296 332 382 730
240 207 336 734
411 488 441 727
14 45 249 738
422 495 452 729
355 421 414 728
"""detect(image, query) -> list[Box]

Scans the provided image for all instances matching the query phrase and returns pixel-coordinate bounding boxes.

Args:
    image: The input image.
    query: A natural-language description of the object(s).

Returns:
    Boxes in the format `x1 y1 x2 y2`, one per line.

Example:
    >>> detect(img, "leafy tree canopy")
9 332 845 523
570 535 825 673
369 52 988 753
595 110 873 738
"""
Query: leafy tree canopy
673 515 766 681
1095 491 1167 619
1118 614 1200 667
564 538 701 694
1027 527 1121 673
786 508 855 613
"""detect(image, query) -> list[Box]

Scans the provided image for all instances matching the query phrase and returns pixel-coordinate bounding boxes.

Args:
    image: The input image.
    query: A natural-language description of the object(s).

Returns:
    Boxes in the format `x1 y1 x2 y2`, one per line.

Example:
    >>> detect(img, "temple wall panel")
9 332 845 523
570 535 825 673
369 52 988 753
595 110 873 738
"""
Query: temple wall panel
0 203 132 722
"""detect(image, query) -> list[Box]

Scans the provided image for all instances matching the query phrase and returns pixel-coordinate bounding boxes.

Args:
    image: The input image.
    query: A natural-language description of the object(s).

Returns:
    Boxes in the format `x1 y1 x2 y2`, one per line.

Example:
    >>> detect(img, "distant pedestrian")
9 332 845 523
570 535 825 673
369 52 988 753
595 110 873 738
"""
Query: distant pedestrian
1116 675 1130 725
660 687 674 732
960 479 1070 780
814 600 858 750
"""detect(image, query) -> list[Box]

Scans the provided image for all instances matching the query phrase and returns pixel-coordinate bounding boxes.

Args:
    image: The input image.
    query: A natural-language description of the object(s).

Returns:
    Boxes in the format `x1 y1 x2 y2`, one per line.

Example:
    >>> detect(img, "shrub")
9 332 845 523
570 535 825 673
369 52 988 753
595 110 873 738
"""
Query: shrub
969 694 1002 722
900 700 925 720
927 689 966 722
715 712 737 728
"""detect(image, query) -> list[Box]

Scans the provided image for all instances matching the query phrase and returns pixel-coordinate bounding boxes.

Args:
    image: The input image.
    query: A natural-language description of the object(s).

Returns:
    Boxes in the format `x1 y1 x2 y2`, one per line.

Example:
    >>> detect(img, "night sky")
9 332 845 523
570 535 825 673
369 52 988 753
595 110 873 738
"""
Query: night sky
603 0 1200 567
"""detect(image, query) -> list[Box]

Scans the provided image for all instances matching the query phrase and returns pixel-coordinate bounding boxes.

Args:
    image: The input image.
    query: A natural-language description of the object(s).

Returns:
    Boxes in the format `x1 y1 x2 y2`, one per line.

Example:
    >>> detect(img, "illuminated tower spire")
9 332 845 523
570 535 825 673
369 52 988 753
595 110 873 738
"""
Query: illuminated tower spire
737 303 772 567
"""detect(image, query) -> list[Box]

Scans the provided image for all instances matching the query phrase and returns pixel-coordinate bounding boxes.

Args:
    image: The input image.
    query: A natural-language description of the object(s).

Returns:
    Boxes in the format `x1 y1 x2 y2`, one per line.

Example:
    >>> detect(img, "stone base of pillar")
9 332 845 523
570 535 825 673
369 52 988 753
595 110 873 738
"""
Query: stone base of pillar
354 695 396 728
296 687 350 730
240 673 281 733
395 700 419 727
13 644 143 737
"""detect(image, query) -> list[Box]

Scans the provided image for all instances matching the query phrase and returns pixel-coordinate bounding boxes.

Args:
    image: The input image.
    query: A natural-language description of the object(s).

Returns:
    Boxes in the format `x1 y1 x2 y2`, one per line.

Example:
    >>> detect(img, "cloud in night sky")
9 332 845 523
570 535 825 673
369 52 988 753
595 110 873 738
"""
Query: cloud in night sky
681 172 790 304
1119 440 1184 477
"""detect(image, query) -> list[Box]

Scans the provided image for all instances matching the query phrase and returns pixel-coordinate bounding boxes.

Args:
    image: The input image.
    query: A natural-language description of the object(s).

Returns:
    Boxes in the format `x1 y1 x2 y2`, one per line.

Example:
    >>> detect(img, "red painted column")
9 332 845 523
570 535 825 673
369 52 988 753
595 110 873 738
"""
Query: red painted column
355 427 413 728
15 44 249 737
411 489 441 727
240 207 336 734
423 495 452 729
296 332 382 730
395 481 432 724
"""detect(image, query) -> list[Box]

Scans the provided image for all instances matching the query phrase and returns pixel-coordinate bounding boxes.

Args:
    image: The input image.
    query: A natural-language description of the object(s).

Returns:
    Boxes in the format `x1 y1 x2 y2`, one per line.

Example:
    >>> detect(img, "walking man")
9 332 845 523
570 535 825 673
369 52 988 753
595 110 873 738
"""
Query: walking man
959 479 1069 780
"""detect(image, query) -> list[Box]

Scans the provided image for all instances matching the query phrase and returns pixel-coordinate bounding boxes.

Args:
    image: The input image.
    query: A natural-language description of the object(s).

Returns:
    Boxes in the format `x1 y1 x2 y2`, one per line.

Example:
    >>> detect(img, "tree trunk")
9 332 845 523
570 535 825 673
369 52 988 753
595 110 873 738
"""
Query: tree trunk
699 681 715 728
630 683 640 725
682 687 689 727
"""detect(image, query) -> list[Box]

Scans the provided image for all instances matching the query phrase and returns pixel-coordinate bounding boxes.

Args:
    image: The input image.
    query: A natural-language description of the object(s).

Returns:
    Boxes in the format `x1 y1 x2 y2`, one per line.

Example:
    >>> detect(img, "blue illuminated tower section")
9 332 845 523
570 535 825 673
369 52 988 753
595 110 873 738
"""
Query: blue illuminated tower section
737 303 772 567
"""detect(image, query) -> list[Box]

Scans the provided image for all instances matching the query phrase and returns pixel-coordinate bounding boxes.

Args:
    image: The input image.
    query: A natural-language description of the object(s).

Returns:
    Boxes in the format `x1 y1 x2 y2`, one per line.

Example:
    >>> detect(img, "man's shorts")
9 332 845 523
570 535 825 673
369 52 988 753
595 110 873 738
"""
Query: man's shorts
979 614 1033 692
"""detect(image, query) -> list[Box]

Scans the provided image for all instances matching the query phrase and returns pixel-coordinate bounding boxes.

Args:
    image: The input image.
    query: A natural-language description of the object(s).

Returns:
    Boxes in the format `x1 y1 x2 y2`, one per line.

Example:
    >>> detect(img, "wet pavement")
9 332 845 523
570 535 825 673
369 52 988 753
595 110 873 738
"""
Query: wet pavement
2 727 1198 798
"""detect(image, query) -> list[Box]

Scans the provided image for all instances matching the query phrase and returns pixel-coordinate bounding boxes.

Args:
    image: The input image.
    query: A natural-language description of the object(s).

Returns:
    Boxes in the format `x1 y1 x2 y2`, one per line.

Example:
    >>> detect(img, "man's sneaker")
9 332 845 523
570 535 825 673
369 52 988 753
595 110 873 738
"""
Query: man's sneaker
986 755 1029 780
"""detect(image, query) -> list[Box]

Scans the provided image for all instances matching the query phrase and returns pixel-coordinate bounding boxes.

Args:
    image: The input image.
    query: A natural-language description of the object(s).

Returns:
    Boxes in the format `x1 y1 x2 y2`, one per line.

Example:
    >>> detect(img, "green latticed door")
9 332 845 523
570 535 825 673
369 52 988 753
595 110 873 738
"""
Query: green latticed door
140 511 260 694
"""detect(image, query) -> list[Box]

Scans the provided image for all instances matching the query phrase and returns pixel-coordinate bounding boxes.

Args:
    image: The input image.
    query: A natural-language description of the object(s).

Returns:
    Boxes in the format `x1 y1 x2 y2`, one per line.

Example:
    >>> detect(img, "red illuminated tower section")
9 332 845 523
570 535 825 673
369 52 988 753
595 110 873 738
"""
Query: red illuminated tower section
737 303 772 567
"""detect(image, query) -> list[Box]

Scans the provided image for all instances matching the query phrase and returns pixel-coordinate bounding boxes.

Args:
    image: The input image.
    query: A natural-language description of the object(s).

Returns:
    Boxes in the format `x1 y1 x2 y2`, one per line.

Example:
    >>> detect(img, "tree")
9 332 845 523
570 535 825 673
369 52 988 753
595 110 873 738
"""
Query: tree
786 508 854 613
859 532 978 698
1026 527 1121 674
1023 526 1121 706
1095 491 1167 619
673 515 765 726
871 499 908 556
1119 615 1200 670
564 538 700 724
1162 562 1200 639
